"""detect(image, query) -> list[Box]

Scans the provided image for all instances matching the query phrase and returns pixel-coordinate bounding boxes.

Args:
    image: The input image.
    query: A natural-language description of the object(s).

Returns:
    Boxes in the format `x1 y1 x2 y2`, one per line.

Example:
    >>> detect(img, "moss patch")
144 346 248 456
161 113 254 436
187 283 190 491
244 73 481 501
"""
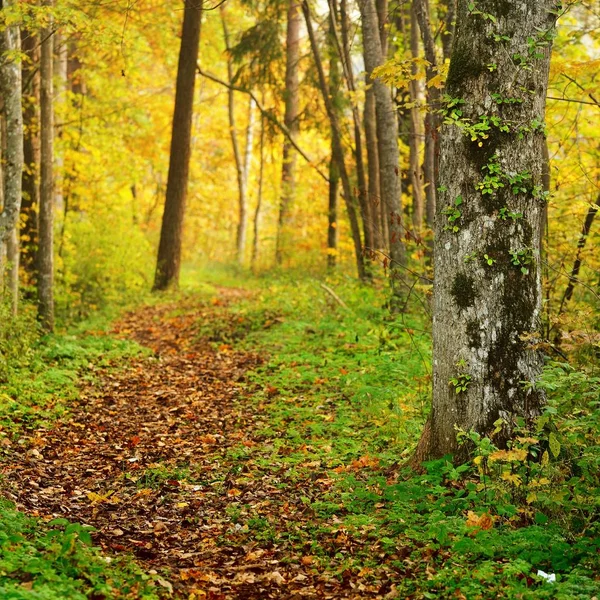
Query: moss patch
451 273 478 310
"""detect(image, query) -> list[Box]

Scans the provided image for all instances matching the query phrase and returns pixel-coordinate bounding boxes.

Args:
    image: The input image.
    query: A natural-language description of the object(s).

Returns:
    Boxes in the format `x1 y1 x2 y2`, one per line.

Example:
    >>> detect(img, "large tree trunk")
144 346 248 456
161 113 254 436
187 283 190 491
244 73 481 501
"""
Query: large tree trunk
302 0 366 280
275 0 301 266
418 0 556 460
0 3 23 248
153 0 202 291
20 30 40 282
360 0 406 289
38 2 55 330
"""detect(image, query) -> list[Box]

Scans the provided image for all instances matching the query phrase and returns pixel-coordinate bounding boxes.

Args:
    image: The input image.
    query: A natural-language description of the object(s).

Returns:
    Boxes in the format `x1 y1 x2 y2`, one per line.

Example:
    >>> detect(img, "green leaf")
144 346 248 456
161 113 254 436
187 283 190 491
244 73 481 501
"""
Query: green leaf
549 432 561 458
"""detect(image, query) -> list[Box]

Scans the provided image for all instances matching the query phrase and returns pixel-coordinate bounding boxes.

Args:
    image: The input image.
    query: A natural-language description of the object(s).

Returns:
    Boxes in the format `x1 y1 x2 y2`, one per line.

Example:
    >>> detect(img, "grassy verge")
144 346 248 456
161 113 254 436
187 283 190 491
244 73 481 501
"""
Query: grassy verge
201 270 600 599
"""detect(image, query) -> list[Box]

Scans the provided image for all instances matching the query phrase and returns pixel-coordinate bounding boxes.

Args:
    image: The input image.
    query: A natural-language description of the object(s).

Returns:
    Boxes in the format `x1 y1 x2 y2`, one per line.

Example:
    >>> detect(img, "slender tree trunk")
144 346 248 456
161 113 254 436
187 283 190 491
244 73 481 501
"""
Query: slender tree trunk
334 0 373 254
414 0 440 235
251 108 266 271
327 154 339 270
557 200 598 315
364 88 384 248
53 30 68 216
275 0 301 266
221 8 250 265
0 2 23 248
440 0 456 61
38 2 54 330
409 3 424 232
153 0 202 290
20 30 40 282
6 228 19 315
302 0 366 280
416 0 556 461
360 0 406 289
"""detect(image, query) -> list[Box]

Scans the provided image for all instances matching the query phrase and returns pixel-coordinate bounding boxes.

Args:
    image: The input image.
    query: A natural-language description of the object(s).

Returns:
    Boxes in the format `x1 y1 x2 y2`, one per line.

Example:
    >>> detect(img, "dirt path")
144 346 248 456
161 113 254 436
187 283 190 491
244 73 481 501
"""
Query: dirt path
2 292 394 599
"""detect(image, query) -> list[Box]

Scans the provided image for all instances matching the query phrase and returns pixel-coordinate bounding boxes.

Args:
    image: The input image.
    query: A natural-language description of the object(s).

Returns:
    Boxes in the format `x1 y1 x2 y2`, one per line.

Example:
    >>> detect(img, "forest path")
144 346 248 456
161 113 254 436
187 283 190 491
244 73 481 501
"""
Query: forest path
2 289 388 599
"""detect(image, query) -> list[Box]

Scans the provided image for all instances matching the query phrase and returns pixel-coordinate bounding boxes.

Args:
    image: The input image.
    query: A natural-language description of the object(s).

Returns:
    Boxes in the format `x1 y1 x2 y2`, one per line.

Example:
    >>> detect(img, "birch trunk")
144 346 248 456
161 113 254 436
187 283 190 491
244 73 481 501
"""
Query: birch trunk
418 0 556 460
275 0 301 266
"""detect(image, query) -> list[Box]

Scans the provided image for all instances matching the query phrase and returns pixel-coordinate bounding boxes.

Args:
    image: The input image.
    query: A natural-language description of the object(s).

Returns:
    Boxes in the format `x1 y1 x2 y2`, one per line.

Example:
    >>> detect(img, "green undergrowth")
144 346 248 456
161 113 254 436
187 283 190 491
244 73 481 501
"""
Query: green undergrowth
199 271 600 598
0 499 160 599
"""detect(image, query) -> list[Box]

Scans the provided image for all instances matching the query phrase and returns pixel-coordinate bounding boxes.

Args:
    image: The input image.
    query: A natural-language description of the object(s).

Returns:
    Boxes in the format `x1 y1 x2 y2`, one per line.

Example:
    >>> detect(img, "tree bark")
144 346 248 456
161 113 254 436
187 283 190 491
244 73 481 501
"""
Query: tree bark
154 0 202 290
275 0 301 266
0 2 23 247
360 0 406 286
302 0 366 280
38 4 55 331
418 0 556 460
20 30 40 281
364 88 385 248
409 3 424 232
414 0 440 235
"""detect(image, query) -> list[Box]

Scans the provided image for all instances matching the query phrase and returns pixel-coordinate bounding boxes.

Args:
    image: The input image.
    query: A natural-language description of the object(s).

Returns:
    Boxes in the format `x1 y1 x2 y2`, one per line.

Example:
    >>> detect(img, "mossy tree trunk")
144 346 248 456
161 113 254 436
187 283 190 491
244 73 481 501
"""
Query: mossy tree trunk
418 0 557 460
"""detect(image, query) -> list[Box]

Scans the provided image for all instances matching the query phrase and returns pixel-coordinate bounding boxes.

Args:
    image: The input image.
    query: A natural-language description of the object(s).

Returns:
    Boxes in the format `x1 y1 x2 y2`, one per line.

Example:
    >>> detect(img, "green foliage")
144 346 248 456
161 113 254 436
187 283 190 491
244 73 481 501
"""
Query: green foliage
0 500 160 599
441 196 463 233
509 247 535 275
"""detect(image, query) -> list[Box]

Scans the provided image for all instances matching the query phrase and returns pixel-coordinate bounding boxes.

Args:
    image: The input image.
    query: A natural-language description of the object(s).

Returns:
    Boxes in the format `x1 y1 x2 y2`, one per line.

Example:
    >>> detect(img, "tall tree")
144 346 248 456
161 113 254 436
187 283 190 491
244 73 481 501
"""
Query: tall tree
302 0 366 280
360 0 406 290
0 0 23 249
20 30 40 281
153 0 202 290
416 0 557 460
275 0 301 266
37 1 55 330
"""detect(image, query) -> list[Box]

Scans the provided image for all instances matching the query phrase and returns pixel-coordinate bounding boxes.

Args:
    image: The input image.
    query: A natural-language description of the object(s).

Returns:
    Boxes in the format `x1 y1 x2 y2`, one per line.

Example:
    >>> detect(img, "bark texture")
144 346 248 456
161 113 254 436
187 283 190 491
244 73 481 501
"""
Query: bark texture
275 0 301 266
37 6 54 331
154 0 202 290
0 6 23 246
422 0 557 459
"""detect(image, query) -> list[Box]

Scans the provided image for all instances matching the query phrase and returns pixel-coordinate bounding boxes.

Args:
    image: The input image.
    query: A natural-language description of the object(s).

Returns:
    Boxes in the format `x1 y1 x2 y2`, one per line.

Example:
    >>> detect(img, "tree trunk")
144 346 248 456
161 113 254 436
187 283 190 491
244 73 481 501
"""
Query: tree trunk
335 0 372 255
440 0 456 61
221 7 250 265
6 227 19 315
251 107 265 272
360 0 406 288
38 3 54 330
364 88 385 249
0 2 23 247
302 0 366 280
20 30 40 282
153 0 202 290
418 0 556 460
409 3 424 233
414 0 440 235
275 0 301 266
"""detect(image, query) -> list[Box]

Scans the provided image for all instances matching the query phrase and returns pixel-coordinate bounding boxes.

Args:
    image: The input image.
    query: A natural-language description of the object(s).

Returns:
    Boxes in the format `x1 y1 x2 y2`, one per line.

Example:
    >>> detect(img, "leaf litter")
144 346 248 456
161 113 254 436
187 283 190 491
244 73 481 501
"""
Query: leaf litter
0 290 402 599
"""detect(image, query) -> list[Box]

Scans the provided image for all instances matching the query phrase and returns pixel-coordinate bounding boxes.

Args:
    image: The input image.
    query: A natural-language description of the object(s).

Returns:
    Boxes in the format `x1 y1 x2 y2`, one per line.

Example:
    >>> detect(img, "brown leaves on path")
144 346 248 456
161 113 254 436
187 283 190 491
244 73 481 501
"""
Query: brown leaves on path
0 291 395 599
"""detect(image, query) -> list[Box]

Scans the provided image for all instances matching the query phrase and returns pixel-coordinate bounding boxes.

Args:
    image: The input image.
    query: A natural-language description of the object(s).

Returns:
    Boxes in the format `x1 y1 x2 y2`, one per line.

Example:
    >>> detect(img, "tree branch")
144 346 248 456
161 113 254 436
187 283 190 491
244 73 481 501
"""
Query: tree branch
196 65 329 183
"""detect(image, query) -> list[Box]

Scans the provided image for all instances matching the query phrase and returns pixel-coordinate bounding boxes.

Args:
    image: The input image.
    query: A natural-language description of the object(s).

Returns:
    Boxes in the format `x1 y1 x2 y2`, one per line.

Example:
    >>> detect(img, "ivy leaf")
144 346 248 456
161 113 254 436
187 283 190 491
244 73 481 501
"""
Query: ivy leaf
549 432 561 458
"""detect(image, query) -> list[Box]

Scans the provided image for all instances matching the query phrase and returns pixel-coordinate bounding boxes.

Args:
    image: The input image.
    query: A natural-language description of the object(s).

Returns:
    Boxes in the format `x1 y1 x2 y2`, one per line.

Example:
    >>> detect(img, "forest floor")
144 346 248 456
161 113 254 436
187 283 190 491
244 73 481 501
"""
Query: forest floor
1 276 598 599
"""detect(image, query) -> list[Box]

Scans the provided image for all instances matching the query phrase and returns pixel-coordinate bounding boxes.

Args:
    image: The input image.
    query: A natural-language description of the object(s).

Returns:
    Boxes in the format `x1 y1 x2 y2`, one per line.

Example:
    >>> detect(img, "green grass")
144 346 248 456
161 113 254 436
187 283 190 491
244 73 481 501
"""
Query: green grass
194 269 600 599
0 499 160 599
